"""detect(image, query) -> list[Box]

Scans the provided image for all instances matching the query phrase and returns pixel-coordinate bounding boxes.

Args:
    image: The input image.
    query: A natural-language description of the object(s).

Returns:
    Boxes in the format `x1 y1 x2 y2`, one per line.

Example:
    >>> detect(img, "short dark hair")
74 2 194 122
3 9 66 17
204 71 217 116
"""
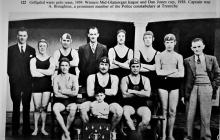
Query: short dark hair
192 38 204 44
117 29 126 35
59 57 70 67
17 27 28 34
88 26 99 33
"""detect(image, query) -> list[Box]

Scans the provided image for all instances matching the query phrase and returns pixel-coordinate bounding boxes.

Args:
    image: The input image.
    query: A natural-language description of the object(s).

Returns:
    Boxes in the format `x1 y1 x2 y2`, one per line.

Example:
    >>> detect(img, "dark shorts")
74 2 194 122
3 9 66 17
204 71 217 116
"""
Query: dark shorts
54 97 76 107
32 77 52 92
158 77 182 91
123 98 148 110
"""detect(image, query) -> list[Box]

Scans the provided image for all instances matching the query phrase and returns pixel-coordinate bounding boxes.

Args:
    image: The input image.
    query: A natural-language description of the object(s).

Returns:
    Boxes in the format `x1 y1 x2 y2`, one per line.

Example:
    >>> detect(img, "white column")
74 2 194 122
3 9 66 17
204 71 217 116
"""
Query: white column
133 22 148 58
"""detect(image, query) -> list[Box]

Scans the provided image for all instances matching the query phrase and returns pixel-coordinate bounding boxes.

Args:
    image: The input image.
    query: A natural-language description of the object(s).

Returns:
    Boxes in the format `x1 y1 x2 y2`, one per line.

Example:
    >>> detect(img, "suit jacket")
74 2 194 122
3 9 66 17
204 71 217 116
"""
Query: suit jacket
183 54 220 100
7 44 36 83
78 42 107 86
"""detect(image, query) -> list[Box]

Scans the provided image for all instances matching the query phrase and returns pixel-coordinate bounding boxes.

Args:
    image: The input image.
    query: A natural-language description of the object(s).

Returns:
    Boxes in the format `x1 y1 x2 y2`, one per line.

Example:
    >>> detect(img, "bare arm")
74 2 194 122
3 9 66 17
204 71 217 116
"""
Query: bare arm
155 53 178 76
108 48 119 69
53 50 60 70
168 55 184 77
30 58 44 77
70 49 79 67
132 76 151 97
105 75 119 96
61 75 79 97
37 57 55 76
87 74 95 97
114 49 133 69
121 76 135 98
53 76 68 98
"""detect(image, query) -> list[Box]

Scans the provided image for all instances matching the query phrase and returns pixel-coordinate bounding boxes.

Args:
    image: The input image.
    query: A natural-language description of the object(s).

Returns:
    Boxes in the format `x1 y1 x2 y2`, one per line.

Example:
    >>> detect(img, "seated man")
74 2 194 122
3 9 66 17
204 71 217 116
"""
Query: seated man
121 58 151 134
90 92 110 119
53 58 79 140
80 56 123 140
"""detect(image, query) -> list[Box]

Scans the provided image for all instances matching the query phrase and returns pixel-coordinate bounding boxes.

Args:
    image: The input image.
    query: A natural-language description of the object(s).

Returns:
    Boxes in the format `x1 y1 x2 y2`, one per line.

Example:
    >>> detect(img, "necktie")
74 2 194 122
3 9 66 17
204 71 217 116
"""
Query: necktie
91 44 95 53
21 46 25 54
197 55 201 64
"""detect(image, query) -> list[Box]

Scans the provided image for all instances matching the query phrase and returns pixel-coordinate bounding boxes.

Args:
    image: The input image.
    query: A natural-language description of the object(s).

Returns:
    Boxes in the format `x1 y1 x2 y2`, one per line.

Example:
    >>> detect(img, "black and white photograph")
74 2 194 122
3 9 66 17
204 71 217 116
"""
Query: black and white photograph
0 1 220 140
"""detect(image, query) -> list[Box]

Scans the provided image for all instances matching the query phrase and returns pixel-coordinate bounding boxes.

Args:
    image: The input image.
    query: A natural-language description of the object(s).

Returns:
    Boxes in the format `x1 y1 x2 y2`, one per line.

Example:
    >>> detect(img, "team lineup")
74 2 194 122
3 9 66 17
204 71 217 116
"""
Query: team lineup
7 26 220 140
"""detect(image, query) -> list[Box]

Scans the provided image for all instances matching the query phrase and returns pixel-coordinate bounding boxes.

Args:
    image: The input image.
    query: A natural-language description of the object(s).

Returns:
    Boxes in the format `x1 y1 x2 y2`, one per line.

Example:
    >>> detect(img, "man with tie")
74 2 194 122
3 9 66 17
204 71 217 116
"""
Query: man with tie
7 27 36 136
78 26 108 100
183 38 220 140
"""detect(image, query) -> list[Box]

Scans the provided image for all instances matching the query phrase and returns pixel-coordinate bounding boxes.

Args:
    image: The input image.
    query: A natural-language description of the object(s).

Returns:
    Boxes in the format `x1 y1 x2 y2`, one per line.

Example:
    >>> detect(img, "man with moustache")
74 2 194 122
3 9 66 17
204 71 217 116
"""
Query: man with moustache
53 33 79 76
80 57 122 140
108 29 133 81
7 27 36 136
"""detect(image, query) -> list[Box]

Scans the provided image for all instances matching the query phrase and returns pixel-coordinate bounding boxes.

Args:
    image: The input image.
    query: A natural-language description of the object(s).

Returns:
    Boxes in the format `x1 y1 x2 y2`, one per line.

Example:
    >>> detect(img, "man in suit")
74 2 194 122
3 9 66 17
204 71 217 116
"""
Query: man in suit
78 26 108 97
7 27 36 136
183 38 220 140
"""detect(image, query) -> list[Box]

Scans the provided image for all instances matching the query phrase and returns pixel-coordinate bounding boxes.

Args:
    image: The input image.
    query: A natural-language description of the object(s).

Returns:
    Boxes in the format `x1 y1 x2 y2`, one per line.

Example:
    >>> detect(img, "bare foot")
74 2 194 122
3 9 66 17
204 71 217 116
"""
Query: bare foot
61 131 70 140
32 129 38 136
41 129 49 136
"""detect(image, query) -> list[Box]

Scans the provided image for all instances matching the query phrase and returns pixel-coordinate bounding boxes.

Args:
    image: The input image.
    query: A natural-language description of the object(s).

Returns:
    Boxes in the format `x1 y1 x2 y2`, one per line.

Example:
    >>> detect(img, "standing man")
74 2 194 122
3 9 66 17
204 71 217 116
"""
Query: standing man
121 58 151 134
136 31 159 94
78 26 108 96
7 27 36 136
155 34 184 140
53 33 79 76
183 38 220 140
108 29 133 80
80 57 123 140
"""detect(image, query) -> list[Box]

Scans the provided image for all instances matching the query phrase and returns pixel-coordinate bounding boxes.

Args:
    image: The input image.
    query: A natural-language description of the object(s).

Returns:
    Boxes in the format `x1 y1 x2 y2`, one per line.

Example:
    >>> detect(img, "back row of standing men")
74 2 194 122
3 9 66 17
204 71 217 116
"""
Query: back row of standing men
7 26 220 140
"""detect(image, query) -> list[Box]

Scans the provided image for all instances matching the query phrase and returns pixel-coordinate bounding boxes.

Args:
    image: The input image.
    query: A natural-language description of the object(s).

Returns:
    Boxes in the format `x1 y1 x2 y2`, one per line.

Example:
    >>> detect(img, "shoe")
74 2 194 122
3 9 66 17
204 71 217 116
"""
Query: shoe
110 130 117 140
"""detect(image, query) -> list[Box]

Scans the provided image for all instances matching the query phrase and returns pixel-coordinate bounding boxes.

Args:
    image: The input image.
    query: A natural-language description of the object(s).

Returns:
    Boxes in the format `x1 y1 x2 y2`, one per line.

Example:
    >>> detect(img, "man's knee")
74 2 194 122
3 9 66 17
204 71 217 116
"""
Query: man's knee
79 101 91 113
53 103 64 114
110 103 123 117
68 104 78 116
41 106 48 112
35 106 41 112
169 108 176 118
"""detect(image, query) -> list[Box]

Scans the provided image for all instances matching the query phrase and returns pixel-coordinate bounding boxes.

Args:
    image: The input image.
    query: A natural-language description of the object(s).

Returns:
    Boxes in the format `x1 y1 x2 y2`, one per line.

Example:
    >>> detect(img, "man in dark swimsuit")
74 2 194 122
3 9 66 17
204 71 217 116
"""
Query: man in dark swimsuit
53 33 79 76
121 58 151 133
80 56 122 140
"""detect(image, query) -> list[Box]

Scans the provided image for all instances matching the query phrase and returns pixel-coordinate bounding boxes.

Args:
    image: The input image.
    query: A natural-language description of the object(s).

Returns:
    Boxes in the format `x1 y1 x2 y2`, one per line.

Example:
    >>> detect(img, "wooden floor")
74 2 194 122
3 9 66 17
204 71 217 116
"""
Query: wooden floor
5 107 219 140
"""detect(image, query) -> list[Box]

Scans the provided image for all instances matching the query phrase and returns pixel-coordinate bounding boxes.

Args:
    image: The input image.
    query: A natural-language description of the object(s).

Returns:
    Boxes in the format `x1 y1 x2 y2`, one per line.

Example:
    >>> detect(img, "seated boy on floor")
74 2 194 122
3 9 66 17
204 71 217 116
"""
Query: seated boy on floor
90 92 110 119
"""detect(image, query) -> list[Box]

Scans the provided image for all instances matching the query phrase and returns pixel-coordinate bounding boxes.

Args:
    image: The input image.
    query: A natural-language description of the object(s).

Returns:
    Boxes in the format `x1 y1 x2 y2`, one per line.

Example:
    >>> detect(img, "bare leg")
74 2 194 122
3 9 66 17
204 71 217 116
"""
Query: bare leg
123 106 136 130
79 101 91 123
167 89 179 140
110 103 123 130
159 89 169 140
40 92 51 135
32 93 42 136
66 103 77 130
137 107 151 132
53 103 70 138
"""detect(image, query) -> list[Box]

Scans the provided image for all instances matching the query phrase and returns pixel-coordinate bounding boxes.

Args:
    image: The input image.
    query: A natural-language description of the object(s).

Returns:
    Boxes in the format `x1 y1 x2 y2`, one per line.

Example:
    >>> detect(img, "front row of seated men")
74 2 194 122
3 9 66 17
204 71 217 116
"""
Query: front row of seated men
53 57 151 140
